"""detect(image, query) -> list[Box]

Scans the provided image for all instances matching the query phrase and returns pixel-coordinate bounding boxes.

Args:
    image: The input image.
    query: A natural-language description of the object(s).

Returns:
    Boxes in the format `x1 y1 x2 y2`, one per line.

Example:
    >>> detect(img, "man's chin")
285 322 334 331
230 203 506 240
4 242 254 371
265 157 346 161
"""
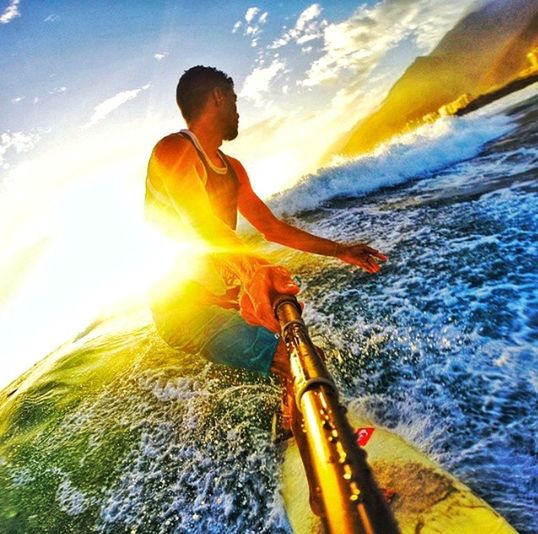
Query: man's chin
223 126 239 141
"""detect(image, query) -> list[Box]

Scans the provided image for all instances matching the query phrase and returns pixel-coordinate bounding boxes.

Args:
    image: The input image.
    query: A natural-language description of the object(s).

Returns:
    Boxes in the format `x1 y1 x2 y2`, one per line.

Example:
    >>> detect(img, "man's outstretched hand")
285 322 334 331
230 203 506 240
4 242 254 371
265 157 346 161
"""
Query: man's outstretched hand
238 242 385 331
336 243 388 274
240 265 300 332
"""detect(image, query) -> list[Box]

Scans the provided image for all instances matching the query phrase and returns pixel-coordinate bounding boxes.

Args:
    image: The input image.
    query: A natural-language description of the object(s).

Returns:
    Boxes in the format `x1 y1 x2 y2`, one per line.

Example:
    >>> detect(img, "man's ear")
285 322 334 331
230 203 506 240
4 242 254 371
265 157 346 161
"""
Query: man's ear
212 87 225 106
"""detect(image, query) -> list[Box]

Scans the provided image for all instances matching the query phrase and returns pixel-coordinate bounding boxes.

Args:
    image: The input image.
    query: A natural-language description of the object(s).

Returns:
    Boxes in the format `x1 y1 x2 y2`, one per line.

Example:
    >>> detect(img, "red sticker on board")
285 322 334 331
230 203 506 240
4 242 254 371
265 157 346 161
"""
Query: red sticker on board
355 427 375 447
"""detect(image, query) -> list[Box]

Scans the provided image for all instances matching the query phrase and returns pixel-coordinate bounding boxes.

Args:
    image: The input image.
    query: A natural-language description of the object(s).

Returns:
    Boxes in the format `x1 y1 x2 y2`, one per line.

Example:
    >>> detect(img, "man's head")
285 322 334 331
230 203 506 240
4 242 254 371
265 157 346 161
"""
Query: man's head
176 66 239 140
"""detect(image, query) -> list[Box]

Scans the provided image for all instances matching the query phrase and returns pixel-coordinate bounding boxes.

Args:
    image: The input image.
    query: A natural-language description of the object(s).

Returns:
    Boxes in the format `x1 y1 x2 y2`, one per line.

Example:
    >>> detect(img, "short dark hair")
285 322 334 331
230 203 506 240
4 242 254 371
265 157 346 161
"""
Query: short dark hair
176 66 234 122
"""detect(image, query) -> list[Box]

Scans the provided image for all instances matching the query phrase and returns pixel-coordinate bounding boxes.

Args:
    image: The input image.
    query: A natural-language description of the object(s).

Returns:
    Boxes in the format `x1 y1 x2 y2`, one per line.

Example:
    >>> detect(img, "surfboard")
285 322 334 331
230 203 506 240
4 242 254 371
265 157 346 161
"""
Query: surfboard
281 407 517 534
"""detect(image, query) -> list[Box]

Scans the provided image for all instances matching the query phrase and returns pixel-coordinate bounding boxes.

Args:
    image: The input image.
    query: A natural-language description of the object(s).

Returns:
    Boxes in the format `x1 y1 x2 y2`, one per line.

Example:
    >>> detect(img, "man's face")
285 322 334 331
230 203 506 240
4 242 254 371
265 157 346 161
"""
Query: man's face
221 87 239 141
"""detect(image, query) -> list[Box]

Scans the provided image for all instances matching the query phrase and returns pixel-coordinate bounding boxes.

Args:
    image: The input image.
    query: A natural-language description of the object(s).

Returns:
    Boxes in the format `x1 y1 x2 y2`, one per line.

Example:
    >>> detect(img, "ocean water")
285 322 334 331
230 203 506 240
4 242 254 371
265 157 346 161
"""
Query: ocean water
275 85 538 532
0 85 536 533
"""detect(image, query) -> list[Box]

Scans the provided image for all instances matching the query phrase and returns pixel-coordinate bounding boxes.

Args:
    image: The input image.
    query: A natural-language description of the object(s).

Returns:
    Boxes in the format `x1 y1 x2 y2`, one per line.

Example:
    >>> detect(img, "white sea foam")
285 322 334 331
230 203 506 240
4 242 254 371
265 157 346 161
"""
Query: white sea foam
56 475 89 515
269 112 515 216
9 466 35 487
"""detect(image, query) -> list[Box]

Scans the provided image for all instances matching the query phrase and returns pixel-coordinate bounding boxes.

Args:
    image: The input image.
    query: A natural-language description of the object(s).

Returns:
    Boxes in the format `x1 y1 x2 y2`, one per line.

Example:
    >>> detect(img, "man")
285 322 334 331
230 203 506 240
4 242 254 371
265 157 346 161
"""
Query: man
145 66 386 377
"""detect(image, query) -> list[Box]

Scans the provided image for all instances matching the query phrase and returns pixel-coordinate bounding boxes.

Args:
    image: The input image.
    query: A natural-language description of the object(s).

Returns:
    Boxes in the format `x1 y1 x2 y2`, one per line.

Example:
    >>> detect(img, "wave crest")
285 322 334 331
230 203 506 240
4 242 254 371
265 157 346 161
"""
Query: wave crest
269 113 514 216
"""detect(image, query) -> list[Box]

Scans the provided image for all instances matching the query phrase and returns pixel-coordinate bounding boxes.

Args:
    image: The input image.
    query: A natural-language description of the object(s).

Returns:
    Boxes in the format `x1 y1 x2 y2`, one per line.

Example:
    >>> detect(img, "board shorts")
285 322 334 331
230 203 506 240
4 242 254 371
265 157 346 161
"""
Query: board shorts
151 281 279 377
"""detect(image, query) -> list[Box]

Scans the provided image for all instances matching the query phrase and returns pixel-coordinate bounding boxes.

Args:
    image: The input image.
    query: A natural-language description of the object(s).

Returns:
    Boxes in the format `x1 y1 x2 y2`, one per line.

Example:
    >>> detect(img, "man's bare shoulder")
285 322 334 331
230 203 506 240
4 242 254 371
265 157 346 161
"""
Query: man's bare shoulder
152 133 198 168
225 155 249 183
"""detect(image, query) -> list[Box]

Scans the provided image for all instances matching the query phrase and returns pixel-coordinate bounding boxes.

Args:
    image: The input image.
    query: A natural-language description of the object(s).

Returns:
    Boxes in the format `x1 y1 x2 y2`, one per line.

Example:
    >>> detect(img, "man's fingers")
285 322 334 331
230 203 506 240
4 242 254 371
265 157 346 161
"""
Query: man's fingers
347 243 387 261
342 244 387 273
365 263 377 273
242 265 301 333
275 279 300 295
366 246 388 261
368 259 380 273
359 244 388 261
272 269 300 295
355 259 378 274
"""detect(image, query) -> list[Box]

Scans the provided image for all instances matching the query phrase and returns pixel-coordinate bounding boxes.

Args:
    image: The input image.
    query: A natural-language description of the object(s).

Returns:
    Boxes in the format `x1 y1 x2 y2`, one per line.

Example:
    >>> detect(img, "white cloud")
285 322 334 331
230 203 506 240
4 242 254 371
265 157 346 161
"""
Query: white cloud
0 0 20 24
270 3 326 49
11 96 24 103
84 85 150 128
239 60 285 107
44 14 59 22
245 7 259 23
227 0 479 196
49 86 67 94
153 52 167 61
237 6 269 46
296 3 322 31
0 131 40 167
299 0 474 87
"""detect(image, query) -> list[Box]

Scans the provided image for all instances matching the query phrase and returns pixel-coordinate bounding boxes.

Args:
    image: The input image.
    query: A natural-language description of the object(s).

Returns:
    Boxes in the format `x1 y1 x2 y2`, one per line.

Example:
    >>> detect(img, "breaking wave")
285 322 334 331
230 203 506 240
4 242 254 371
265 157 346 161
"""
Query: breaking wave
270 112 515 216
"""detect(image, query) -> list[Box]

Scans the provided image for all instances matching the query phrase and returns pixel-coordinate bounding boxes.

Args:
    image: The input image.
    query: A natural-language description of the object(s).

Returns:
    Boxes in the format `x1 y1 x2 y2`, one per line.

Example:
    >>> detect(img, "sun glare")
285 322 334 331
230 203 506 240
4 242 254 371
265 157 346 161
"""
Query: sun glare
0 126 203 389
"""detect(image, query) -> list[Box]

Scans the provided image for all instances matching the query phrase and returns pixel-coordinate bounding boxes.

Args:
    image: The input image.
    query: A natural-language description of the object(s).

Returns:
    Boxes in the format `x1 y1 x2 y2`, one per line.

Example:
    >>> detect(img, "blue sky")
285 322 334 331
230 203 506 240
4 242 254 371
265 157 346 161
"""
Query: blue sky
0 0 478 388
1 1 361 143
1 0 477 182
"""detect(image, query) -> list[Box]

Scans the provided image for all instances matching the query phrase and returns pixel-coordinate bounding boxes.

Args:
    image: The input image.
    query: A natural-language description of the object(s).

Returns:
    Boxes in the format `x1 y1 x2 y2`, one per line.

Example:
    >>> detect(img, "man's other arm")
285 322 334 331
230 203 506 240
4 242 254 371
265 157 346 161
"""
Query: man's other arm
232 158 387 274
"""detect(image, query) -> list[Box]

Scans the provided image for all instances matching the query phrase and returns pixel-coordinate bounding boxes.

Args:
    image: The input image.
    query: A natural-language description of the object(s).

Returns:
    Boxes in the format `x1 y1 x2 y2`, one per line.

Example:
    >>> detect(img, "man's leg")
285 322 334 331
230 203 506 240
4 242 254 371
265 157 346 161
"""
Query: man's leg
153 300 282 376
199 307 282 376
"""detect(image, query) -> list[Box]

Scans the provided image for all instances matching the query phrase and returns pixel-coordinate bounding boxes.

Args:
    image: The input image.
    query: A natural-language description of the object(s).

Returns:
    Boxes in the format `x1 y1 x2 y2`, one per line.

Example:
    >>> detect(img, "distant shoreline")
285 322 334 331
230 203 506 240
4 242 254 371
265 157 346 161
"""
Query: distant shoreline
456 73 538 116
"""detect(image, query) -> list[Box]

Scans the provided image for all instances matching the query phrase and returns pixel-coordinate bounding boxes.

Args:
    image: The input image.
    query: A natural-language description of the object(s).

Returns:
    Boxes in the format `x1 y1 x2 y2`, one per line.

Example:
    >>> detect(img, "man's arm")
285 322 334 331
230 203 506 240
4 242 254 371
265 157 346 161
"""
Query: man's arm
231 158 387 274
150 136 298 331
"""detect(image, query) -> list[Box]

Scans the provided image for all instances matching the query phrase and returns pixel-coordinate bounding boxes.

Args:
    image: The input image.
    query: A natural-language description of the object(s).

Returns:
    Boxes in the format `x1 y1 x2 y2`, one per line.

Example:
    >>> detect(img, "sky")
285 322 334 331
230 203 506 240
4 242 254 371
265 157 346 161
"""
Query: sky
0 0 478 388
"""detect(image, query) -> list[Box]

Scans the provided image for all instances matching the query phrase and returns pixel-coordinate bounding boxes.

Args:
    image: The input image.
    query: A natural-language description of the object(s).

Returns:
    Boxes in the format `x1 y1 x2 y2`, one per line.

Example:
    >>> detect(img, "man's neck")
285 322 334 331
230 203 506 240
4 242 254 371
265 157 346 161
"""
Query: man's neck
189 120 222 160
